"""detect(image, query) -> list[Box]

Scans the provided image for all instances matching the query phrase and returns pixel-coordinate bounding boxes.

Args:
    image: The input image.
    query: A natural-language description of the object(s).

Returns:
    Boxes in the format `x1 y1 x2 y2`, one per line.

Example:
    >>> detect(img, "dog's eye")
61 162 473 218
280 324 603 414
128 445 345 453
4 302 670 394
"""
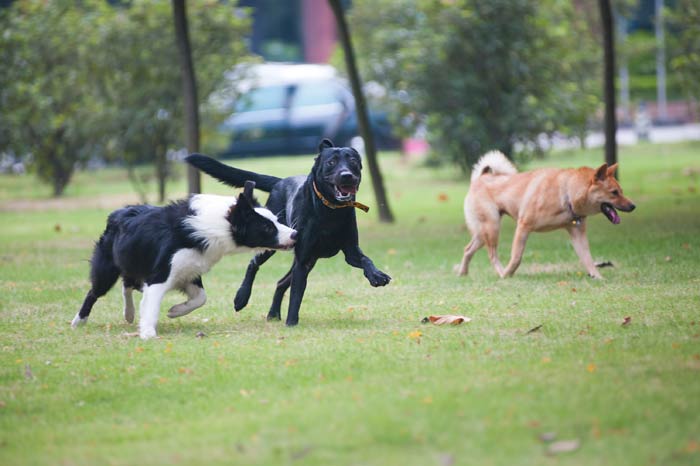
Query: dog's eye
327 159 337 167
612 189 619 196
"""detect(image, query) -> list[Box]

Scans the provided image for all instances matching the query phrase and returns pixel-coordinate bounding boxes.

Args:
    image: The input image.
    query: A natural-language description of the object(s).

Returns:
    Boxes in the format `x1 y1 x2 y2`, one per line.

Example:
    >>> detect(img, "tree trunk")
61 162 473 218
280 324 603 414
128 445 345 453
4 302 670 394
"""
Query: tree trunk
328 0 394 223
172 0 201 194
598 0 617 174
156 147 168 204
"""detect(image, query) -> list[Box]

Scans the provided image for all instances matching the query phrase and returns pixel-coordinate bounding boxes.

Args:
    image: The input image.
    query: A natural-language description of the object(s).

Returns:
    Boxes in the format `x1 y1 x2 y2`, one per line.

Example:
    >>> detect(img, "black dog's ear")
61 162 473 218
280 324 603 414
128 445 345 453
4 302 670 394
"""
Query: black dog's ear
319 138 334 152
351 147 363 162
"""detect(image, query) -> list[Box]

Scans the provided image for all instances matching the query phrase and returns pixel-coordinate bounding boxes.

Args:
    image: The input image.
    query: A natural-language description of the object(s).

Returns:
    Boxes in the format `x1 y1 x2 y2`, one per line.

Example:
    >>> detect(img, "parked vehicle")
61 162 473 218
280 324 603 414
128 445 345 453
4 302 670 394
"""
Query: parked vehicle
217 63 399 157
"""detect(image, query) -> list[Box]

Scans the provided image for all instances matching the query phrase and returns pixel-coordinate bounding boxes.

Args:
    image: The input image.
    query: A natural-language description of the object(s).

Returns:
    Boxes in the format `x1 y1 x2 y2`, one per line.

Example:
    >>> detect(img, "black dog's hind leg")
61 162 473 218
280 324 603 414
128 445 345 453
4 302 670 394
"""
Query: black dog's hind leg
235 250 276 311
343 245 392 287
267 267 293 321
72 243 121 327
284 259 317 327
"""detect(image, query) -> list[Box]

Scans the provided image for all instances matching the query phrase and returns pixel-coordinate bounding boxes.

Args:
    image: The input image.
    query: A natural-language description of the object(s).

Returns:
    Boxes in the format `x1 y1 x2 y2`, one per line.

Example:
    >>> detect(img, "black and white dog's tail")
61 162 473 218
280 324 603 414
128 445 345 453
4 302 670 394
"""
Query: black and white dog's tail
186 154 281 193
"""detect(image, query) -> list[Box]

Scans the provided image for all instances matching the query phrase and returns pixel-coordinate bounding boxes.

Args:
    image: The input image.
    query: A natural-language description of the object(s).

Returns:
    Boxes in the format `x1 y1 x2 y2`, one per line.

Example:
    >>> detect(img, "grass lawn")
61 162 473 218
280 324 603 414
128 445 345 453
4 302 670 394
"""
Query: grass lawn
1 142 699 466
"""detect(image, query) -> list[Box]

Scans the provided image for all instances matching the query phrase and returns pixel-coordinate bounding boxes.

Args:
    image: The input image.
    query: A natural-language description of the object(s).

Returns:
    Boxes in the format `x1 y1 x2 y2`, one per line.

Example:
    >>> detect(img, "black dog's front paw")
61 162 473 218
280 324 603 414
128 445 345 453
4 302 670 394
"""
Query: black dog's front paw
234 285 252 311
366 269 391 287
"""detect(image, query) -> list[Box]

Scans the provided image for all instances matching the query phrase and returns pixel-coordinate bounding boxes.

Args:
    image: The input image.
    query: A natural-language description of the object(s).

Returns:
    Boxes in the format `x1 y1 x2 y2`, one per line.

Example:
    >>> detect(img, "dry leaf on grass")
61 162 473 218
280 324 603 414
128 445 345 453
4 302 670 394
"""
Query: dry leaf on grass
621 316 632 326
546 439 580 455
421 315 472 325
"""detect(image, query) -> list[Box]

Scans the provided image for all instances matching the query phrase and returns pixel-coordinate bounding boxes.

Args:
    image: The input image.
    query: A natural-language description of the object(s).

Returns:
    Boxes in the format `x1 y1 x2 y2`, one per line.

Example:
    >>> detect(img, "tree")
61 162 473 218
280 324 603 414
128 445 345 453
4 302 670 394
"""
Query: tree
346 0 600 171
172 0 201 195
599 0 618 169
0 0 252 200
669 0 700 113
328 0 394 223
0 1 112 196
95 1 251 202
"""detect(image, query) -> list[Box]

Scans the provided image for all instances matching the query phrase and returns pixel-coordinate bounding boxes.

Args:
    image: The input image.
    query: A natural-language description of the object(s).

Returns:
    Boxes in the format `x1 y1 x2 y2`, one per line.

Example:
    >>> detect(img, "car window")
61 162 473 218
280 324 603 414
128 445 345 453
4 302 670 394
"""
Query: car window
293 83 340 108
235 85 289 112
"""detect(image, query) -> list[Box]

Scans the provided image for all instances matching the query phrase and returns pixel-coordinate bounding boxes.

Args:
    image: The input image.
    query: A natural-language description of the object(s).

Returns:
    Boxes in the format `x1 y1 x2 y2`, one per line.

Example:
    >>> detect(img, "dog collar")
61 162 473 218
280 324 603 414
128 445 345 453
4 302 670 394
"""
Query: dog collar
567 202 584 226
312 181 370 213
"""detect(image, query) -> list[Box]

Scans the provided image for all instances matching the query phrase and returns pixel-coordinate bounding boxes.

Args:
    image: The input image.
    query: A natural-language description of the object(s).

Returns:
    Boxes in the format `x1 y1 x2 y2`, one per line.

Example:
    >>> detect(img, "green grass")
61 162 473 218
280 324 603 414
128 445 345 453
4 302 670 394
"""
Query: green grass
1 142 699 466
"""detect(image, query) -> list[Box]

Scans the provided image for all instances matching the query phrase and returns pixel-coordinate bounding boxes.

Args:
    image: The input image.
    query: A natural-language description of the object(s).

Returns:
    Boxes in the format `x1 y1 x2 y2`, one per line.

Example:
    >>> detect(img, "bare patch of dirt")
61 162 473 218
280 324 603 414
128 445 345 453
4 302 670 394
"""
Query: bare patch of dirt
1 193 142 212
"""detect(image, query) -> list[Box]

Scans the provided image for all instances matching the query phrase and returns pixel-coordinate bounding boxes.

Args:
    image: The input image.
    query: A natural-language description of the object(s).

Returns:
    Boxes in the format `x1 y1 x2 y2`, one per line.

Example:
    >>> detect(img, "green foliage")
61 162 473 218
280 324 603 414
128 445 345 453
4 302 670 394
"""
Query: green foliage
1 143 699 465
669 0 700 109
0 0 252 199
346 0 600 171
0 1 113 196
94 0 252 202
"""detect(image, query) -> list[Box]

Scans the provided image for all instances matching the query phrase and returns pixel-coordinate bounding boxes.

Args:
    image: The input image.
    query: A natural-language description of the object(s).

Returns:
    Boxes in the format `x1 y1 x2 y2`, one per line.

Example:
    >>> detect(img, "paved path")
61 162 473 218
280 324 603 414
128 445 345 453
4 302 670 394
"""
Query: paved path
547 123 700 151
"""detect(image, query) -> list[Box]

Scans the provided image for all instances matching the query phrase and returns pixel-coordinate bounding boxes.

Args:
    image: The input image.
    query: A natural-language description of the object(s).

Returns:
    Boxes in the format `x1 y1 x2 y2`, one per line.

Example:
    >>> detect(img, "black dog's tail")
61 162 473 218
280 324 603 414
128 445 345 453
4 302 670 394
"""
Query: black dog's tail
186 154 281 192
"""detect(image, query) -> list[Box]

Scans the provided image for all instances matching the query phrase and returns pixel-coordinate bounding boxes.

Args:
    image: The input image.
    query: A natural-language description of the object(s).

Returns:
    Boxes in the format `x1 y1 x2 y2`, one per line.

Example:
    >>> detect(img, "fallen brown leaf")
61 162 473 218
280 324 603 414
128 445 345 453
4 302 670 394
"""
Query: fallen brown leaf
546 439 580 455
526 324 543 334
621 316 632 326
424 315 472 325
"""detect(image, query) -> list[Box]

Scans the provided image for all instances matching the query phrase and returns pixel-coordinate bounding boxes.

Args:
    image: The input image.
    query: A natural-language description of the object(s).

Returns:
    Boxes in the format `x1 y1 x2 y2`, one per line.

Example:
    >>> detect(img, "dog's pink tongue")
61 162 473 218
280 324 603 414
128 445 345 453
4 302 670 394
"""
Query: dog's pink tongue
340 186 357 195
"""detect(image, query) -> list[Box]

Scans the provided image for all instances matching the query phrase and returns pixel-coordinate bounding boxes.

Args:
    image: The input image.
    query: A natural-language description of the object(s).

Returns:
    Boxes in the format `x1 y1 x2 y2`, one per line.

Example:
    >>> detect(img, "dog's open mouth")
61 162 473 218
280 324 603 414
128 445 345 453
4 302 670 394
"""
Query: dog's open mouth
334 184 358 202
601 203 620 224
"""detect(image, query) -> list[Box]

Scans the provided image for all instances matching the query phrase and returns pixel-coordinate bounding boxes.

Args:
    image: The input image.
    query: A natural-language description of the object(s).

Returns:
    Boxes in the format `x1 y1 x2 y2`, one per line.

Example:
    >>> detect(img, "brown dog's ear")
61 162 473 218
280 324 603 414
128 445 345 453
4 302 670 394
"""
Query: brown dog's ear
606 163 619 178
594 163 608 181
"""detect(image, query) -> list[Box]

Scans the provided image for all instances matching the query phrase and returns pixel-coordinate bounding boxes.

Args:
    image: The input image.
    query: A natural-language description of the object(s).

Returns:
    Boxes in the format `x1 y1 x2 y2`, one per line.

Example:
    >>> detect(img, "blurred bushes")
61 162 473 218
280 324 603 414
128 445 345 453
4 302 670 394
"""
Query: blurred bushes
0 0 252 198
346 0 601 171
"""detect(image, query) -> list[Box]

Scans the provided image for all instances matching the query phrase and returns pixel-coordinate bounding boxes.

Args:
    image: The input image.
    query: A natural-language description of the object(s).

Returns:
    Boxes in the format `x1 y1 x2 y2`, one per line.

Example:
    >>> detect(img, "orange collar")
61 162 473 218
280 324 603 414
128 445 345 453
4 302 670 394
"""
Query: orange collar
312 181 369 213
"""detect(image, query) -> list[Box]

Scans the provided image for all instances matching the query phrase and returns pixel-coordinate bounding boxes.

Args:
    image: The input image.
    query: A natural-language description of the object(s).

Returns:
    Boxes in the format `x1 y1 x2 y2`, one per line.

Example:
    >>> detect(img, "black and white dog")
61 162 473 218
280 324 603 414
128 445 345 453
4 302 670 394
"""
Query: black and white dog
186 139 391 327
72 182 297 339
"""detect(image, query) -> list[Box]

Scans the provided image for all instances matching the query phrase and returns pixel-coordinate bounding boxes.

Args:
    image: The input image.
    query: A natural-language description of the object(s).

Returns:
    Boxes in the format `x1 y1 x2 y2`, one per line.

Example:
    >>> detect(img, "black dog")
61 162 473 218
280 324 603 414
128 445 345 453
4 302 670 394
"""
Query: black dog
186 139 391 326
72 182 297 338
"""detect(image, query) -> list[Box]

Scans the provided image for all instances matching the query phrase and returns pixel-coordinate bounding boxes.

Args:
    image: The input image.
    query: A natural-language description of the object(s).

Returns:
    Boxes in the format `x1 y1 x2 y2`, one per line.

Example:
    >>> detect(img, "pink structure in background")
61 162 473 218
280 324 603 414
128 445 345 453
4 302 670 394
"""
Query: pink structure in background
301 0 337 63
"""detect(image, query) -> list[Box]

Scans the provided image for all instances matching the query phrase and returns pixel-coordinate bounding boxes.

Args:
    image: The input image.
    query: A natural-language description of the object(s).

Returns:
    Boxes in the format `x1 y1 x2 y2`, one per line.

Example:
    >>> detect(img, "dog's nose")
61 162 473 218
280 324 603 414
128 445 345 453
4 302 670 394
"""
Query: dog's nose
339 171 355 184
290 230 298 241
628 203 636 212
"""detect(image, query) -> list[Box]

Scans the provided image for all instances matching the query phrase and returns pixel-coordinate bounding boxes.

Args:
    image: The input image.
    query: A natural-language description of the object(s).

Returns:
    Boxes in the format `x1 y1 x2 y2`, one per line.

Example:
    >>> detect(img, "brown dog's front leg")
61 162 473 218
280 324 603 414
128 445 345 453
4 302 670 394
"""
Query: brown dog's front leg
566 223 603 279
502 223 530 278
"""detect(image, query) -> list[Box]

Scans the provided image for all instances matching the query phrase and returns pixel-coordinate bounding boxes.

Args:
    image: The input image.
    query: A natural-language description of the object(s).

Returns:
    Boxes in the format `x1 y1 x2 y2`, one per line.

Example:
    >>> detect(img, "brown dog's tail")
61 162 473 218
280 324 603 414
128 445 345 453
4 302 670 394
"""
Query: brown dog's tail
470 151 517 183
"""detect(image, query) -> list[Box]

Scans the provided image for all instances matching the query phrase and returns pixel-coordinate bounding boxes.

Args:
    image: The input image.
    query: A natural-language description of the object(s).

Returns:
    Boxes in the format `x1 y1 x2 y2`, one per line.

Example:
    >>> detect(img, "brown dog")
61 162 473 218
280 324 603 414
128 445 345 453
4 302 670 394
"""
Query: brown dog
457 151 635 279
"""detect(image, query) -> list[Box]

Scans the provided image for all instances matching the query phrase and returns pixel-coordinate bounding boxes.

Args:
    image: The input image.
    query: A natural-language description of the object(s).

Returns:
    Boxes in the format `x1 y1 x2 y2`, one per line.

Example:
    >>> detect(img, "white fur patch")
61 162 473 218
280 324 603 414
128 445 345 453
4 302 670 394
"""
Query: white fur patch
471 150 517 183
71 314 88 328
167 283 206 318
255 207 297 248
186 194 239 255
